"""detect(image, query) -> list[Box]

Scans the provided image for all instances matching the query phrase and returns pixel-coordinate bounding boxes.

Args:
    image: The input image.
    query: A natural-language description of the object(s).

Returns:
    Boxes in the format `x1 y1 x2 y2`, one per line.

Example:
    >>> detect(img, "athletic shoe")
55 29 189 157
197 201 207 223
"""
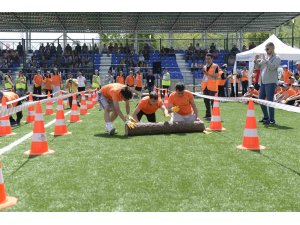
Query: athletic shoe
259 118 268 123
263 120 270 125
108 127 116 135
269 120 276 125
203 115 211 119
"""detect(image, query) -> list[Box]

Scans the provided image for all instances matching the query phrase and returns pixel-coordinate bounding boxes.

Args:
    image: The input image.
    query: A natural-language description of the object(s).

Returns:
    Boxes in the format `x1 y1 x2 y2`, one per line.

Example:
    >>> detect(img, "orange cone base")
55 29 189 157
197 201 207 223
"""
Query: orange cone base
0 196 18 210
50 131 72 136
24 149 55 156
45 112 54 115
0 132 16 137
206 127 226 132
236 144 265 151
80 112 90 115
67 120 82 123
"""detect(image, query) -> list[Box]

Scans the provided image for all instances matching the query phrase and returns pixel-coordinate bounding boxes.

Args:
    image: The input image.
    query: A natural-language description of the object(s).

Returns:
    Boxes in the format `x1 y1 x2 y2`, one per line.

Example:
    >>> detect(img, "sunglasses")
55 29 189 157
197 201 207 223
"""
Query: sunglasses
265 48 270 51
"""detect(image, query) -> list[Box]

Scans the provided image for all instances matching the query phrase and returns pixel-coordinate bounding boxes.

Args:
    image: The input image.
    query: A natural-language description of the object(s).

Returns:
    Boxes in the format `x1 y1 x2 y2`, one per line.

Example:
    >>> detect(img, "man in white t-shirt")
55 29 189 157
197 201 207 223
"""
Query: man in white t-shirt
77 71 86 92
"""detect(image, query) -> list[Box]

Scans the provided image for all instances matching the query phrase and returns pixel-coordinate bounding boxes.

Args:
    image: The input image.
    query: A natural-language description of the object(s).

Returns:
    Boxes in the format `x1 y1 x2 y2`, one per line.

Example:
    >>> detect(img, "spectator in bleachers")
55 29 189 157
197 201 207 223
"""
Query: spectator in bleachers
113 43 119 53
75 43 82 56
108 43 114 54
50 43 56 56
135 71 143 93
249 42 256 50
169 47 175 57
119 43 124 53
65 44 72 56
210 43 216 52
17 42 23 57
138 52 145 64
143 43 150 61
93 44 99 54
160 46 166 57
102 44 108 55
228 71 240 97
186 43 194 60
230 45 240 54
242 45 247 52
82 43 88 54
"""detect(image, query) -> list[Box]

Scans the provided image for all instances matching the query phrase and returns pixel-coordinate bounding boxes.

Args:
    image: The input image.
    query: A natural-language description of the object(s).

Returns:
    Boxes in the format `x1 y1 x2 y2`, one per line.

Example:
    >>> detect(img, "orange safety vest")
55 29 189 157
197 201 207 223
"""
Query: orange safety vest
218 70 226 86
241 70 248 81
282 70 291 83
202 63 218 92
230 75 239 84
116 75 125 84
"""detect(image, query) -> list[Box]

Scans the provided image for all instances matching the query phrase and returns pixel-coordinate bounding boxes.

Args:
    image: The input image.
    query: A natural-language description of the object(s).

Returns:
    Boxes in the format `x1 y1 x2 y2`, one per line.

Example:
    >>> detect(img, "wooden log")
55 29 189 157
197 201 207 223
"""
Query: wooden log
125 121 205 136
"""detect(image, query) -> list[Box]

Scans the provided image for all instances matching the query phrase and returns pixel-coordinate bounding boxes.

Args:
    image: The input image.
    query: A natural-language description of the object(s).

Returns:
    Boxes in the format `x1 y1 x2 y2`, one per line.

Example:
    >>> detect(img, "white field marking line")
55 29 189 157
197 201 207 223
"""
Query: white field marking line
0 110 72 155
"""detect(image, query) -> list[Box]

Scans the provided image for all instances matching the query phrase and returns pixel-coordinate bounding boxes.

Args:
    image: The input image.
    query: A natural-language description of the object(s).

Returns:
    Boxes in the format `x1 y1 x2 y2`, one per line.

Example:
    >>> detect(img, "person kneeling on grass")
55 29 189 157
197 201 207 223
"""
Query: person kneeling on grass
131 92 169 123
167 83 201 123
243 84 259 98
0 91 23 127
98 83 136 135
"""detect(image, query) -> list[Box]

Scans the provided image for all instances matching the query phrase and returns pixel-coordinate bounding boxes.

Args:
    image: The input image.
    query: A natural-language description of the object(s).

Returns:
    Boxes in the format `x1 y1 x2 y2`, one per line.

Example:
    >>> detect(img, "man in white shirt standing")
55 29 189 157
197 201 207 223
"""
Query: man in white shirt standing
77 71 86 92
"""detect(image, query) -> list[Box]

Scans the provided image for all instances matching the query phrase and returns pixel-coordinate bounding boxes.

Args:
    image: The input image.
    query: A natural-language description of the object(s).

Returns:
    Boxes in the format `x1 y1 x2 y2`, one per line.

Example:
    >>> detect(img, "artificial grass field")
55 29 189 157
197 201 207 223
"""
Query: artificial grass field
0 98 300 212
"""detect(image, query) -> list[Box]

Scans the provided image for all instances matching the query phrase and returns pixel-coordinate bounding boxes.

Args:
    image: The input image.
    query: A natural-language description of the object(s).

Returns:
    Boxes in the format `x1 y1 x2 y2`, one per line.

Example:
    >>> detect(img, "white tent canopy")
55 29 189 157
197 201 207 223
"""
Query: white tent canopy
236 34 300 61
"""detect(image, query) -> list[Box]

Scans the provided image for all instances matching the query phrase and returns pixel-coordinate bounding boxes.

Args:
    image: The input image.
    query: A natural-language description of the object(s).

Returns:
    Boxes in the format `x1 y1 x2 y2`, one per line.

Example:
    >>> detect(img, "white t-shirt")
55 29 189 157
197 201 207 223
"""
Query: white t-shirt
77 76 86 87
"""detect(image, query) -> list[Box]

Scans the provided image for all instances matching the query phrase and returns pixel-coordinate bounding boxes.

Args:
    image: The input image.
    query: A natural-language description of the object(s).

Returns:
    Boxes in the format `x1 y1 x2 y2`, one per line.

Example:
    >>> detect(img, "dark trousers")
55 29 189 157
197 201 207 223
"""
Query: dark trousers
230 83 239 97
241 80 249 95
203 88 216 117
9 101 23 124
254 82 260 91
68 96 80 108
137 110 156 122
33 86 42 100
259 83 277 121
218 85 225 97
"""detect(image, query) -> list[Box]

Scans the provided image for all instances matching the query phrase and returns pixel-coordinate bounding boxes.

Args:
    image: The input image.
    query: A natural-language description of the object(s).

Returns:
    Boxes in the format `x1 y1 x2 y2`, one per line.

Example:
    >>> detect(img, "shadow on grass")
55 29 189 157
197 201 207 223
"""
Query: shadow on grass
263 124 294 130
10 158 31 176
261 153 300 177
11 122 27 130
94 133 129 139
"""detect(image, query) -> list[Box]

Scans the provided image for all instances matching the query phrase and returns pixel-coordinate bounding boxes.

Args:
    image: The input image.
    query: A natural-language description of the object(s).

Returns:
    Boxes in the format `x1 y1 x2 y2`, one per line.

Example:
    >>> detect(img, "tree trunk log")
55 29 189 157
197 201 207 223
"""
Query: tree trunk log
125 121 205 136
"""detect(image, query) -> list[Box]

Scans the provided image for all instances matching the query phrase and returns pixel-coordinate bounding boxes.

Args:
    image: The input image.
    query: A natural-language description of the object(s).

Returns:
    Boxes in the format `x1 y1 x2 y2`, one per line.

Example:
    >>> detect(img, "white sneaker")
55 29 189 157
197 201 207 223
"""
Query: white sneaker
108 127 115 135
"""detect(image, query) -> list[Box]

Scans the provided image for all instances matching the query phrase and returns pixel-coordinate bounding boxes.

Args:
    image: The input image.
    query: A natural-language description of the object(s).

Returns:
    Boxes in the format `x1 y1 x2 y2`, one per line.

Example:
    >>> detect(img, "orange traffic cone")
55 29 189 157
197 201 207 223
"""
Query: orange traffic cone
92 91 97 106
25 93 35 123
0 97 16 137
51 98 71 136
0 162 18 210
45 91 54 115
87 90 93 109
206 98 226 131
68 94 81 123
163 89 169 107
24 102 55 156
237 99 265 151
80 92 89 115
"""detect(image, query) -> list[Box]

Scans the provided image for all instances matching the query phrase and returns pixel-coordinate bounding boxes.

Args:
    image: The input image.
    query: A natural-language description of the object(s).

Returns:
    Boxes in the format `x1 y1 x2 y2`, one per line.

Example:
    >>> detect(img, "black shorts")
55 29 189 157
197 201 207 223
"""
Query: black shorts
135 87 142 92
137 110 156 123
78 87 86 92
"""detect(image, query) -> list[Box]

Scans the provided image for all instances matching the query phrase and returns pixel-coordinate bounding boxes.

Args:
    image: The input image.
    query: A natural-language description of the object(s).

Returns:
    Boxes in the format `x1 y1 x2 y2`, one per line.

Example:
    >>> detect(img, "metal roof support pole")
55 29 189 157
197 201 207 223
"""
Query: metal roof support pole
63 31 67 50
134 32 138 54
169 32 173 48
203 31 207 49
25 30 29 52
239 30 243 51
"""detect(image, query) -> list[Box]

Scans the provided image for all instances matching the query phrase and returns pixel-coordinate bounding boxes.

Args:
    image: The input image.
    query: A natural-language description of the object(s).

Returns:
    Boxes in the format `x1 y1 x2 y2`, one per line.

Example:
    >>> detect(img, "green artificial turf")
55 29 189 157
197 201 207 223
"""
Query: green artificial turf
1 98 300 212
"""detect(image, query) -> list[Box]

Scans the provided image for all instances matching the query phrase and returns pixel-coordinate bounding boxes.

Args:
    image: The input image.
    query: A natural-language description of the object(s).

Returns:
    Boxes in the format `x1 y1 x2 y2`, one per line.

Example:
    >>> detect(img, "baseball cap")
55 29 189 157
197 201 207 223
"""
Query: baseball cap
53 67 57 70
292 82 300 87
296 61 300 65
282 65 288 68
37 69 41 72
222 64 227 68
249 84 254 88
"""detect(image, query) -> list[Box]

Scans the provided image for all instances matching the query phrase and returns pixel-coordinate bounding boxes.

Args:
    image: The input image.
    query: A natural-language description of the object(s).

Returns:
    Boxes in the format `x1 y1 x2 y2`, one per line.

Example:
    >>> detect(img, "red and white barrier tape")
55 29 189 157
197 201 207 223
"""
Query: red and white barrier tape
193 92 300 114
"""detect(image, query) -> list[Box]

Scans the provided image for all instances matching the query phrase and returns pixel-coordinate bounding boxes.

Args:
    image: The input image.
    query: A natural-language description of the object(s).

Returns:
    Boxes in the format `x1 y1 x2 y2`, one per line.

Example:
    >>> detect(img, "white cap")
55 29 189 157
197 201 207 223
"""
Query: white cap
282 65 288 68
296 61 300 65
